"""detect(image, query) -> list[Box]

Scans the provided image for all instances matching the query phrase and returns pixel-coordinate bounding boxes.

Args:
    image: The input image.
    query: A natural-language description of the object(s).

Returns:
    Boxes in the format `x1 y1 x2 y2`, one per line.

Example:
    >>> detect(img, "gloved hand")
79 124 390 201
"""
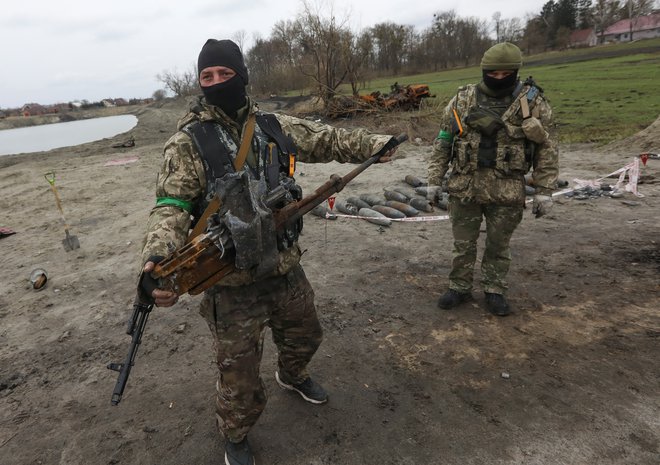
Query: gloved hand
532 195 553 218
139 255 178 307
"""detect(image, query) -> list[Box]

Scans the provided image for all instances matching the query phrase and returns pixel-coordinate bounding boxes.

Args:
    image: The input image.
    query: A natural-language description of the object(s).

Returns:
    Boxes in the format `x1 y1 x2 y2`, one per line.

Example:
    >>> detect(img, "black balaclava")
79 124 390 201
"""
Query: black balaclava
197 39 249 117
482 70 518 94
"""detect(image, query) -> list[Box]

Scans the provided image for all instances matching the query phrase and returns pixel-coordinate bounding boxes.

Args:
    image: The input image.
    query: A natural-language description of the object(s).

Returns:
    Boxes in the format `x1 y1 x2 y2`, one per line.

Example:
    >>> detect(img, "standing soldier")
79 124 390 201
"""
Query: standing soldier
139 39 398 465
428 42 558 316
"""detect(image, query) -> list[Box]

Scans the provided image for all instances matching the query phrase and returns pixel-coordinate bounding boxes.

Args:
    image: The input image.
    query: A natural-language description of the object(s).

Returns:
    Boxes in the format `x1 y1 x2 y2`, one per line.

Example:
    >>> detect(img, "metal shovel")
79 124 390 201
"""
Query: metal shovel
45 171 80 251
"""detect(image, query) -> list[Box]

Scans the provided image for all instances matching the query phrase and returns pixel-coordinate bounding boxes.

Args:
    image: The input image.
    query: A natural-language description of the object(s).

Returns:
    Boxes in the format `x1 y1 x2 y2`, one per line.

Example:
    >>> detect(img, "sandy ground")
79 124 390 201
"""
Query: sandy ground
1 98 658 465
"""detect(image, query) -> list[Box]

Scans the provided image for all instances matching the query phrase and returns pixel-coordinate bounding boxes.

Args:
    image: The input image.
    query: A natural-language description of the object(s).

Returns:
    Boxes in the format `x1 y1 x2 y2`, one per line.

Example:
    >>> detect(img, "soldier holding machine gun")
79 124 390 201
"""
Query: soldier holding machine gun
125 38 400 465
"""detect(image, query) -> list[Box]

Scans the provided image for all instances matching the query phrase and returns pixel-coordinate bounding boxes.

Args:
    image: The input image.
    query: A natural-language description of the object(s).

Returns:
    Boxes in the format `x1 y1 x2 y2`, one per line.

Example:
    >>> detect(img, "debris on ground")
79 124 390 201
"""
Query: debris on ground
112 136 135 148
0 226 16 238
326 83 433 118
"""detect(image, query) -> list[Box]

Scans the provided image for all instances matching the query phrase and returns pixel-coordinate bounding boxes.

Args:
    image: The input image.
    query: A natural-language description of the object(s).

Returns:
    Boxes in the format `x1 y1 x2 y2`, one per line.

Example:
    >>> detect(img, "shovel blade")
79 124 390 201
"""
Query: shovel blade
63 234 80 252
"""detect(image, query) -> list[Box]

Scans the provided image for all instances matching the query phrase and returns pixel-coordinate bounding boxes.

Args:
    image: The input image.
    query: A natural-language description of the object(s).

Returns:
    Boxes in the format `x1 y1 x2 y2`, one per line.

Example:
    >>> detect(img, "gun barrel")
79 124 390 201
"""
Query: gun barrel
276 133 408 228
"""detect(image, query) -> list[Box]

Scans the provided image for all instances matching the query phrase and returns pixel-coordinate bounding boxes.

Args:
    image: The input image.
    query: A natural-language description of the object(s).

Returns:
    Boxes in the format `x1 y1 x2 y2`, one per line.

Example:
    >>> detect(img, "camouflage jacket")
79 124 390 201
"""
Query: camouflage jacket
141 97 392 286
428 81 558 205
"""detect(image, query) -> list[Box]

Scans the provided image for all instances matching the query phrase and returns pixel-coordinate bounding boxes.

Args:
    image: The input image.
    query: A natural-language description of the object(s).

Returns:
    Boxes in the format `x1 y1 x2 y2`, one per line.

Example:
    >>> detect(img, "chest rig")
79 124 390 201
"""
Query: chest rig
464 87 516 169
182 112 303 251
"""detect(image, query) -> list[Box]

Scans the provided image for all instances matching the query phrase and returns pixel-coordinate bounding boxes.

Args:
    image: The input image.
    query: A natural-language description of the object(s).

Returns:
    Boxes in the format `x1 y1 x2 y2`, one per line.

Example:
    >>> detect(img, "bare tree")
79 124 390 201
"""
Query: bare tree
369 22 412 74
291 0 352 106
593 0 622 42
624 0 656 40
156 64 198 98
231 30 248 51
342 31 371 96
496 16 524 43
493 12 503 41
431 10 459 69
521 14 548 53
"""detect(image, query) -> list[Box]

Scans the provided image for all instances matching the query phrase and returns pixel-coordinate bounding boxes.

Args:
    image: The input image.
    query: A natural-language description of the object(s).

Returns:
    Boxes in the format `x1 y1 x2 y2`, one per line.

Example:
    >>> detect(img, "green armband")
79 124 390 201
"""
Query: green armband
156 197 193 213
437 130 453 142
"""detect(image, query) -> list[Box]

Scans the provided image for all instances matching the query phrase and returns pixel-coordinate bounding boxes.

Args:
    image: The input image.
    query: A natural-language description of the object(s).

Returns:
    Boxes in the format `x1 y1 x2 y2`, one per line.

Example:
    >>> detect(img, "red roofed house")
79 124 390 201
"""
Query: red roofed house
569 28 598 47
602 13 660 42
21 103 47 117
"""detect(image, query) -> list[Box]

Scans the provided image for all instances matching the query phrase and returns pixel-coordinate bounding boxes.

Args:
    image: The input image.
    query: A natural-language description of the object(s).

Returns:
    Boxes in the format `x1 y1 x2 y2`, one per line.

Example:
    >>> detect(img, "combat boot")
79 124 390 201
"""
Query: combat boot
484 292 511 316
437 289 472 309
275 371 328 404
225 437 255 465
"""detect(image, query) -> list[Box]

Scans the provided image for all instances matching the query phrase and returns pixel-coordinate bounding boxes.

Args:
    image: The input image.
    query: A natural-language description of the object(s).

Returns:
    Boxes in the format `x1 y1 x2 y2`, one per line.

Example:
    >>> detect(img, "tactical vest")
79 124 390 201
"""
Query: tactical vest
452 83 532 177
182 112 303 251
467 88 515 169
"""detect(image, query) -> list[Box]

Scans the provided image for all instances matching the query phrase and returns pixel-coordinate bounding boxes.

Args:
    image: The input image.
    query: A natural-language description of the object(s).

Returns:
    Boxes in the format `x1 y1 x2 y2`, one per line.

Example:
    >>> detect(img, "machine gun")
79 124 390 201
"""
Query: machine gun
151 133 408 296
107 133 406 405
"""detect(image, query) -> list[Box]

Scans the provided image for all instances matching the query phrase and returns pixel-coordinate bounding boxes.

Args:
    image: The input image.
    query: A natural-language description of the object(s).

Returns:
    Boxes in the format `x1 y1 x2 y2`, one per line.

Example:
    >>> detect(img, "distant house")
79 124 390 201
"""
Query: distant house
52 103 70 113
102 99 116 108
21 103 47 117
602 13 660 42
569 28 598 47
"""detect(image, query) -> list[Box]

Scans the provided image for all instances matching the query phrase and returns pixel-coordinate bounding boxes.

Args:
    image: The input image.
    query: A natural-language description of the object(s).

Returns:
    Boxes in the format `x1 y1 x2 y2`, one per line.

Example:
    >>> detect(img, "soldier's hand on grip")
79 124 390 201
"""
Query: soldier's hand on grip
532 195 553 218
141 256 178 307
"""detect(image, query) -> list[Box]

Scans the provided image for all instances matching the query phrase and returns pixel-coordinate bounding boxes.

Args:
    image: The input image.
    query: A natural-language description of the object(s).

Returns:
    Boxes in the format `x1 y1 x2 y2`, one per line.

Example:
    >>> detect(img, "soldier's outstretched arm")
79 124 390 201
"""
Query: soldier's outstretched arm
275 113 394 164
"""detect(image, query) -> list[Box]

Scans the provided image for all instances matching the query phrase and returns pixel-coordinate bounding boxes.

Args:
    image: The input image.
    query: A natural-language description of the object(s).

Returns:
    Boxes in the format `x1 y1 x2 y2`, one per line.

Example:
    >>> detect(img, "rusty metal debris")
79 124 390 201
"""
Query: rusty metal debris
326 83 433 118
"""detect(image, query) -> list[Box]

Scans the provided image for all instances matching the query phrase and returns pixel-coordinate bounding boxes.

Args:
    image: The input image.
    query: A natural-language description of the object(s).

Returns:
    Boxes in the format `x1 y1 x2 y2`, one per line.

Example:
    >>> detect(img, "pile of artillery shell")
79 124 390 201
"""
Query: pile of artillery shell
314 173 453 227
564 184 622 200
358 208 391 226
311 204 338 219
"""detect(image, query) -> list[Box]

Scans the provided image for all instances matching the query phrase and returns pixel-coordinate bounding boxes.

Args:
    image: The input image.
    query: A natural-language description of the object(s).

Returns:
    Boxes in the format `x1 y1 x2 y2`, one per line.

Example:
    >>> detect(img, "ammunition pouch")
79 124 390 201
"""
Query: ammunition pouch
464 106 505 137
477 136 498 168
269 177 303 250
214 171 279 277
524 141 536 166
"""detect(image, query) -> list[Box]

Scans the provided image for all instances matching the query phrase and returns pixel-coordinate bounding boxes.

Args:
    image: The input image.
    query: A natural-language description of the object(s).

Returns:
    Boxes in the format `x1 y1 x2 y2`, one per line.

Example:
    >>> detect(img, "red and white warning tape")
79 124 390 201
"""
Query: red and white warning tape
328 212 449 222
571 156 644 198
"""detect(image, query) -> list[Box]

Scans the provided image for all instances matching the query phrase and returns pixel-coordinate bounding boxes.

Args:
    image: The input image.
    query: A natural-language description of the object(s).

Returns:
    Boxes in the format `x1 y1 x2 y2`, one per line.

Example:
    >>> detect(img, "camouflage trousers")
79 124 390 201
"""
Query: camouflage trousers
199 265 322 443
447 197 523 295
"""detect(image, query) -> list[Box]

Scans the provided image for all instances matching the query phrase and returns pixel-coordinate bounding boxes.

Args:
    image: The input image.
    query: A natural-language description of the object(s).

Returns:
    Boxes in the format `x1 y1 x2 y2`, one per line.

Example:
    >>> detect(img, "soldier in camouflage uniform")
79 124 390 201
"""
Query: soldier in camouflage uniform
139 39 396 465
428 42 558 317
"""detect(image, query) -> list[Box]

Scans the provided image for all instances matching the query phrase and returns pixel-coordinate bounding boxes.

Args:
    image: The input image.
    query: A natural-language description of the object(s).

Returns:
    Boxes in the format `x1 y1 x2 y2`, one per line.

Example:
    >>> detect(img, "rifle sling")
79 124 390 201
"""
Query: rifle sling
189 195 220 239
233 113 256 172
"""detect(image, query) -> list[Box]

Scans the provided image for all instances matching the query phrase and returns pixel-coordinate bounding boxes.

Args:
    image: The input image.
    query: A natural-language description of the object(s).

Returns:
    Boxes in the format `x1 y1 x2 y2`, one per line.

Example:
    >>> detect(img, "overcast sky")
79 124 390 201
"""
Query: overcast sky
1 0 550 108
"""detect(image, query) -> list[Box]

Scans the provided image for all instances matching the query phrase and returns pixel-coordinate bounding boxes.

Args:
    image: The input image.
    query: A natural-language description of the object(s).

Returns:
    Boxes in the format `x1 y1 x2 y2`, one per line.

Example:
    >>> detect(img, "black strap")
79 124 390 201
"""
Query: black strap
264 143 280 190
183 121 234 190
256 113 298 190
255 113 297 157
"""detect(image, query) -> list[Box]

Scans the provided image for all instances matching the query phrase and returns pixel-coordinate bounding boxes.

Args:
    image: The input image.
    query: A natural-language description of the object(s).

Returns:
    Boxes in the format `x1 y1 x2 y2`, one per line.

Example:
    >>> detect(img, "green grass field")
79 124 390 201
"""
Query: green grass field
338 38 660 144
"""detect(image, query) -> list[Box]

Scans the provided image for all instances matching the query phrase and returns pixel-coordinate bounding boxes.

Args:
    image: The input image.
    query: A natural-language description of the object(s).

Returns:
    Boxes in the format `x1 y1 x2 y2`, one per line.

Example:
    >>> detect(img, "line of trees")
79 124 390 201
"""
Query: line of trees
156 0 658 106
244 0 657 102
